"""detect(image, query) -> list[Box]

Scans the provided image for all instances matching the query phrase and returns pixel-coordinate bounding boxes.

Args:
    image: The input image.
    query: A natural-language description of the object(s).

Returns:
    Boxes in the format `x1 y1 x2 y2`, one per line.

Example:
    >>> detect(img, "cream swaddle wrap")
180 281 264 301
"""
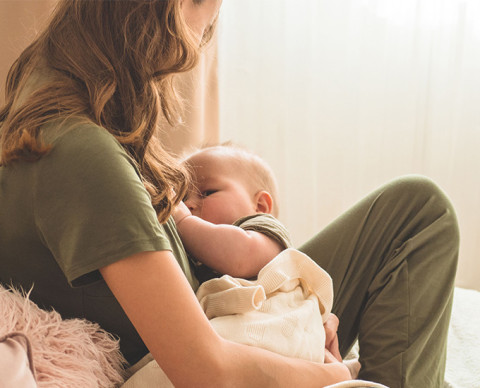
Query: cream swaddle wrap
196 248 333 363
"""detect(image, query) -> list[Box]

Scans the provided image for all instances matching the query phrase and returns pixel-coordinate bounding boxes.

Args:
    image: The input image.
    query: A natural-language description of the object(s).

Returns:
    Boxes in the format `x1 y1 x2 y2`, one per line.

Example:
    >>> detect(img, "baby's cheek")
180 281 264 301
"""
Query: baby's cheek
204 202 232 224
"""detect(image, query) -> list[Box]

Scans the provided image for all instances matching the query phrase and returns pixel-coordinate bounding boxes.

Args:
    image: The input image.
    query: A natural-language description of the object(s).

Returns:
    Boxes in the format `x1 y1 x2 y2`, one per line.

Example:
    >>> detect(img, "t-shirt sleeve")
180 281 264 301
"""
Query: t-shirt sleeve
233 214 294 250
33 121 172 286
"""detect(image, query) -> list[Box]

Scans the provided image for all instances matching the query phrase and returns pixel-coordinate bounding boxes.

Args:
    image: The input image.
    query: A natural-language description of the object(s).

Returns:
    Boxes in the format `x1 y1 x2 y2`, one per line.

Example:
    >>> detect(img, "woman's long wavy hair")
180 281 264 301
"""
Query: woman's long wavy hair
0 0 209 222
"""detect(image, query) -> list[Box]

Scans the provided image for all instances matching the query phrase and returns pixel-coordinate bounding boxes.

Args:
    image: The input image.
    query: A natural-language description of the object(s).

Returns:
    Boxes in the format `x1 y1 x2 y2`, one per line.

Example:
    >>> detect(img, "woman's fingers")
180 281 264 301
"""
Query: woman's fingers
324 313 342 361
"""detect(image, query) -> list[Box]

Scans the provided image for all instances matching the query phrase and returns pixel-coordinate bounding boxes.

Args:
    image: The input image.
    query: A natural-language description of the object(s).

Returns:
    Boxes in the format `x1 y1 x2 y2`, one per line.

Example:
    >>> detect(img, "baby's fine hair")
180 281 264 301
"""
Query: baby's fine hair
188 142 280 217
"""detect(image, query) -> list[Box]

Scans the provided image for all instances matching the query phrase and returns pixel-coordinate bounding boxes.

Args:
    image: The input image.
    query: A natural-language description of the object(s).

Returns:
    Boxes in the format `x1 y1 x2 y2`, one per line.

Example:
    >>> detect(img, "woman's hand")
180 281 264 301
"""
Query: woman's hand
324 313 342 362
324 349 342 364
324 314 361 380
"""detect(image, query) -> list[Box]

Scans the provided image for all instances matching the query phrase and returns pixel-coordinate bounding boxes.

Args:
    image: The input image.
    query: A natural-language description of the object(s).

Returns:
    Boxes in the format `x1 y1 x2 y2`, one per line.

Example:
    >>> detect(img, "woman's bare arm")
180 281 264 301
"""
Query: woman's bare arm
100 250 351 387
173 202 282 278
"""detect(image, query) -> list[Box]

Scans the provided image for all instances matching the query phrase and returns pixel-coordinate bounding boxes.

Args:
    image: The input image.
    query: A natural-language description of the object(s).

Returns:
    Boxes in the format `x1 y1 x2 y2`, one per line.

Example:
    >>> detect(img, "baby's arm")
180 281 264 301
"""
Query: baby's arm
173 202 283 278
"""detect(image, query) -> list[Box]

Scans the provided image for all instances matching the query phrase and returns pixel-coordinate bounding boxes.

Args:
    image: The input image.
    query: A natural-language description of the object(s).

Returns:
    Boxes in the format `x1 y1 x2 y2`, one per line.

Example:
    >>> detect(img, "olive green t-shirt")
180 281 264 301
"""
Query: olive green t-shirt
233 213 293 249
0 118 198 365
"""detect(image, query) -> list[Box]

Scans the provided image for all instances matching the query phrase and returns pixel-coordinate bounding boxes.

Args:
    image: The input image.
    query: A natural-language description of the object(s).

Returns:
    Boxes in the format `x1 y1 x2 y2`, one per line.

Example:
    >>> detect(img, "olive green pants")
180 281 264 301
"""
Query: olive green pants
298 175 459 388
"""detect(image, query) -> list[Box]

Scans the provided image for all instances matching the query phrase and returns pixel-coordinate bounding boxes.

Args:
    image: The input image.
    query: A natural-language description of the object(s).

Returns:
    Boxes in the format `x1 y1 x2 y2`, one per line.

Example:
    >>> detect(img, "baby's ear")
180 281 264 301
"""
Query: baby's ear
254 191 274 214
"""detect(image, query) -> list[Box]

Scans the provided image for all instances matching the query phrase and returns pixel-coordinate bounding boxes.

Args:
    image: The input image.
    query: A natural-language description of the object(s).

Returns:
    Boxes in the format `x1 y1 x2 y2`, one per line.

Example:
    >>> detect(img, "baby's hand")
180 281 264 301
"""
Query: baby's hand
173 201 192 226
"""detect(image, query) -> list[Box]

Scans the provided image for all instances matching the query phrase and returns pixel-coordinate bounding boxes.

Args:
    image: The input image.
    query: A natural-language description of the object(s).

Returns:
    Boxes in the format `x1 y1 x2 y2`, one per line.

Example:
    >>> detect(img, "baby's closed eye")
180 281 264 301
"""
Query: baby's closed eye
201 190 218 198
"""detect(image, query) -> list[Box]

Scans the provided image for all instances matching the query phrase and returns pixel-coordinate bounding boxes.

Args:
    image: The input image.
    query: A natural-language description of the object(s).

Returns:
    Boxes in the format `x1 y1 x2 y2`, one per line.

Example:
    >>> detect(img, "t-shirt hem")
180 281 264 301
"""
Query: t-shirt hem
66 236 172 287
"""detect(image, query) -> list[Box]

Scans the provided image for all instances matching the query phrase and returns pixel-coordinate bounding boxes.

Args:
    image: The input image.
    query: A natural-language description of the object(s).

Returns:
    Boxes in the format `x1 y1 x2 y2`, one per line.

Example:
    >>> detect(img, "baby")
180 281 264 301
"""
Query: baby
173 143 292 281
173 143 360 376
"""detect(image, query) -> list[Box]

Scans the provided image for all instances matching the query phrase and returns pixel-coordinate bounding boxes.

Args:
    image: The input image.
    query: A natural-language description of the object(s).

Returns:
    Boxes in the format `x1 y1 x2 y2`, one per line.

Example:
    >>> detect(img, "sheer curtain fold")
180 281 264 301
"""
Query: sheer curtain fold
217 0 480 291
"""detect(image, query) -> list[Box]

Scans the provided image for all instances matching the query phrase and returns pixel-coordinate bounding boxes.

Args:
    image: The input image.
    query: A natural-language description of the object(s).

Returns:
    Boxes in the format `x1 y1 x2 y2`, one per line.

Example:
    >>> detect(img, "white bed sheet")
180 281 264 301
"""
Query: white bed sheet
444 287 480 388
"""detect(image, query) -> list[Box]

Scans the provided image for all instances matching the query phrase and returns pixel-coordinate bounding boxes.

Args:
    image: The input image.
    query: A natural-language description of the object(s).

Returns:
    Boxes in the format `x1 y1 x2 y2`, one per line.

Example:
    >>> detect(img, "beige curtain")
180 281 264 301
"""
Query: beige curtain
0 0 219 155
0 1 57 103
163 34 219 156
217 0 480 291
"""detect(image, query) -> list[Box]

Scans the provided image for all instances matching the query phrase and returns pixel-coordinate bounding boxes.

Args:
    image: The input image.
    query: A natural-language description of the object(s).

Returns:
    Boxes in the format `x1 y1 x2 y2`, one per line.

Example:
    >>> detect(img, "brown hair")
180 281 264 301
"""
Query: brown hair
0 0 209 222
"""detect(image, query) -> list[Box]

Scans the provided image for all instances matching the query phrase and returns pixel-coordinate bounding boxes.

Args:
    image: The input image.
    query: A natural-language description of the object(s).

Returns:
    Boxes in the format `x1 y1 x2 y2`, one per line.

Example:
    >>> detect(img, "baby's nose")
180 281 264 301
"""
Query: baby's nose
184 197 200 215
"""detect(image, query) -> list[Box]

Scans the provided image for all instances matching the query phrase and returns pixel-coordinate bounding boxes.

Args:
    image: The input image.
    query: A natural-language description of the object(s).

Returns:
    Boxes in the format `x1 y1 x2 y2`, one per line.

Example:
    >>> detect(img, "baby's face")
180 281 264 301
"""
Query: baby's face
184 150 257 225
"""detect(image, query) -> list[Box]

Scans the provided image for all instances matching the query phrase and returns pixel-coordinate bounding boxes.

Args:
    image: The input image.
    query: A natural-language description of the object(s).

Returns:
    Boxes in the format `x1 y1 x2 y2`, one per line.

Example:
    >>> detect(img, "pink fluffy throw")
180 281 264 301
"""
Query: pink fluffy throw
0 284 127 387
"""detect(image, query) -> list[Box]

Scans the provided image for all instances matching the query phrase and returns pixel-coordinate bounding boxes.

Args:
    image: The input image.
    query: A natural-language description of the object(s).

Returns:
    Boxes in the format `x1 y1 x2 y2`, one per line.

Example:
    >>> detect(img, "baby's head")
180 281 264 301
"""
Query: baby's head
183 144 279 225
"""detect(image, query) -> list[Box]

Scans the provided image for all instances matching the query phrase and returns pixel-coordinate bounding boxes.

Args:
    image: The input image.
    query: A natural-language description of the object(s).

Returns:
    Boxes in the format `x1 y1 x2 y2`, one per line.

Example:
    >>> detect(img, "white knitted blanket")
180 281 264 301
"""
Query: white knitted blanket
196 248 334 363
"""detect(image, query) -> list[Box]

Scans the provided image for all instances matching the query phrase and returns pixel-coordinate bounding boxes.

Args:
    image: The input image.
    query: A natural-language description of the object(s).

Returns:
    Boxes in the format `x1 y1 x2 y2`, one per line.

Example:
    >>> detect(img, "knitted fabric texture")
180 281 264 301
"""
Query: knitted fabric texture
196 248 333 362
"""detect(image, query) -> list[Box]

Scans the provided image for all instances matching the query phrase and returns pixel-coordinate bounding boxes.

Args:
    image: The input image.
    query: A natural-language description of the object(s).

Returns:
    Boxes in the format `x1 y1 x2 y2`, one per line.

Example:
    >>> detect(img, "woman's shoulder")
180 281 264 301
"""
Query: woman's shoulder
36 117 138 183
42 117 121 150
40 117 132 166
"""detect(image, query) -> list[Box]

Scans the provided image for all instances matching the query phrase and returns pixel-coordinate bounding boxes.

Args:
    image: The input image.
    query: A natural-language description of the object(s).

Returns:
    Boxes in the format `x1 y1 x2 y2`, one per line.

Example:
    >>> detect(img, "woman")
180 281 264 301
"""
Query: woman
0 1 458 387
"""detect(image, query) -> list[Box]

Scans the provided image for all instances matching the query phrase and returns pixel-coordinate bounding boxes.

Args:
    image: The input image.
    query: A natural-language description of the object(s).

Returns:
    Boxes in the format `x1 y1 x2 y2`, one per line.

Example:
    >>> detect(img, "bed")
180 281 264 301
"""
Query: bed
444 287 480 388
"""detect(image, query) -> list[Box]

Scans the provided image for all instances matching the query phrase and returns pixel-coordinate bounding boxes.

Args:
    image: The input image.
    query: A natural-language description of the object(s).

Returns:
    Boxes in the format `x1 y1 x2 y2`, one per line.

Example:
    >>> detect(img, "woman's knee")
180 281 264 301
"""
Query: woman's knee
385 174 440 196
383 175 452 210
382 174 459 244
